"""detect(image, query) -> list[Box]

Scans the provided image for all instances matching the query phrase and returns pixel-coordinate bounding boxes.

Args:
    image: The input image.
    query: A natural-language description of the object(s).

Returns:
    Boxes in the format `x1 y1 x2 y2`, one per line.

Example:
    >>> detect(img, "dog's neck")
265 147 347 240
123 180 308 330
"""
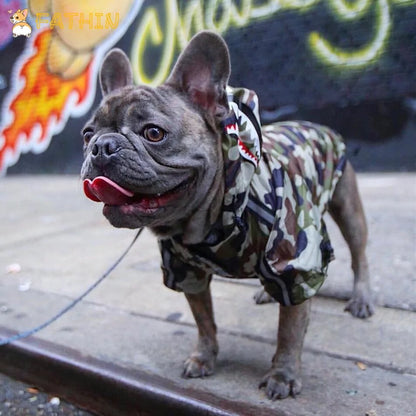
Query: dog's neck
151 137 225 245
151 175 224 245
181 162 225 245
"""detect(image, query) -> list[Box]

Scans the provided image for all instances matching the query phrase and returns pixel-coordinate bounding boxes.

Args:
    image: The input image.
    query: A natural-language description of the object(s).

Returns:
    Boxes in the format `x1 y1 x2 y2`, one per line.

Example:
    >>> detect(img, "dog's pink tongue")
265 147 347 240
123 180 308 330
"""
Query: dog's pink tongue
83 176 134 205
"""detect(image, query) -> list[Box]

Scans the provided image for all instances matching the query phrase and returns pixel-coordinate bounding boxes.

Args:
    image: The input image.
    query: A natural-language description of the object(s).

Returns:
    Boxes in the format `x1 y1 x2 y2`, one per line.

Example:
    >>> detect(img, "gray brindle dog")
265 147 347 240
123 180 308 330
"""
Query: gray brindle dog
81 31 374 400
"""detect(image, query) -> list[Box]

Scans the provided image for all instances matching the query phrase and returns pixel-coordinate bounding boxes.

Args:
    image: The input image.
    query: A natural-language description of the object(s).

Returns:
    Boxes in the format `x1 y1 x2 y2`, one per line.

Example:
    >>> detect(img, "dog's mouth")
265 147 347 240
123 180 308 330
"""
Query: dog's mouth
83 176 194 213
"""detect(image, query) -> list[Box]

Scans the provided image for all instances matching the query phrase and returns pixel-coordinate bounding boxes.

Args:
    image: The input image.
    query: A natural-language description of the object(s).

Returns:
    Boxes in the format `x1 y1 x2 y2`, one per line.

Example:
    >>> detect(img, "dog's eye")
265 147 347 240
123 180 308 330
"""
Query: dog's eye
82 129 94 144
143 126 166 142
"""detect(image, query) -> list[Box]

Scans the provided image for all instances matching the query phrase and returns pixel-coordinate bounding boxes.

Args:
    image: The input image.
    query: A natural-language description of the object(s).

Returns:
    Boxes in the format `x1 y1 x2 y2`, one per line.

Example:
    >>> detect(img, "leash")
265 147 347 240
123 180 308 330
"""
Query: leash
0 228 143 346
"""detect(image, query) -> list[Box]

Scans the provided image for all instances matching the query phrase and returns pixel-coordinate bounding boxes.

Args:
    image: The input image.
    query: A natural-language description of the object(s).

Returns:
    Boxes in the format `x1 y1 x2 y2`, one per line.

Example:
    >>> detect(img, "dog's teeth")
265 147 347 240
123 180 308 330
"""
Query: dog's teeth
149 199 159 209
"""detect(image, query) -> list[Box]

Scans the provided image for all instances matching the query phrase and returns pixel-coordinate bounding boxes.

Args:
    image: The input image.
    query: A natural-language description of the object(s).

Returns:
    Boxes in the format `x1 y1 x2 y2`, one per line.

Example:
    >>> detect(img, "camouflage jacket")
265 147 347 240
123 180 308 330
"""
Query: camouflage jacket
159 87 346 305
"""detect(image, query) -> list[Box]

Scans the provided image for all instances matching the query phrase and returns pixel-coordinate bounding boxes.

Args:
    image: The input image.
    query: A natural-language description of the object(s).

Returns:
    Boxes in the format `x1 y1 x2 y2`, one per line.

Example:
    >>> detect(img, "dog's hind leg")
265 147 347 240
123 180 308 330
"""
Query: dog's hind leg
329 161 374 318
183 285 219 378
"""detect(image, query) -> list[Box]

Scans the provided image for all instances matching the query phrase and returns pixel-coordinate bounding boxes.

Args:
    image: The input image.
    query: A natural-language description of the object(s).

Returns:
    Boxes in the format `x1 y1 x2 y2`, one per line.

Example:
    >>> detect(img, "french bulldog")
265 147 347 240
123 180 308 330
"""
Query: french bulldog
81 31 374 400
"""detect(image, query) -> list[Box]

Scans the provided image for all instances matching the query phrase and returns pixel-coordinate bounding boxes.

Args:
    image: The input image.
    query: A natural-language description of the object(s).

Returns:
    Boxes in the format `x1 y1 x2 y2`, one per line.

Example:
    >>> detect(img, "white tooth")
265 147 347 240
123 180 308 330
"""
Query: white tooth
149 199 159 208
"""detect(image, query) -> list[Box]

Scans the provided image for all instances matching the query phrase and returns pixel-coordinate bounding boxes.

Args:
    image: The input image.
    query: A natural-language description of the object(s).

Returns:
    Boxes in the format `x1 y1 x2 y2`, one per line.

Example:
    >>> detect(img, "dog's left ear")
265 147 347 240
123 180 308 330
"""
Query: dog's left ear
100 48 133 96
166 31 231 119
21 9 28 18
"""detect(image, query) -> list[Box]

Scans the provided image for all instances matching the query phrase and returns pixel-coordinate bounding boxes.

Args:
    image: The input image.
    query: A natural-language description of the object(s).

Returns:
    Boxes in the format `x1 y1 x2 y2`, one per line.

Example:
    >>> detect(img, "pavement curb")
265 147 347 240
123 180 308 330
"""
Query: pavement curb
0 327 278 416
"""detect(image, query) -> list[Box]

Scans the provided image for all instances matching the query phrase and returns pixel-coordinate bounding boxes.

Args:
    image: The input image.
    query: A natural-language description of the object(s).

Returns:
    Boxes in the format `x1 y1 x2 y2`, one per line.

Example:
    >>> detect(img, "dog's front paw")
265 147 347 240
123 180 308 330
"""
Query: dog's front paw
259 368 302 400
183 352 216 378
345 294 375 319
253 288 276 305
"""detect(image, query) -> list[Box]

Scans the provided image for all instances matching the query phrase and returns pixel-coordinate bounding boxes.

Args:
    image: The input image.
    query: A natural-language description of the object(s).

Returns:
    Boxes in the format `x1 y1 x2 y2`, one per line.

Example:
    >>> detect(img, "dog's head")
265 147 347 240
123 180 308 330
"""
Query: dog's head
81 32 231 242
10 9 28 24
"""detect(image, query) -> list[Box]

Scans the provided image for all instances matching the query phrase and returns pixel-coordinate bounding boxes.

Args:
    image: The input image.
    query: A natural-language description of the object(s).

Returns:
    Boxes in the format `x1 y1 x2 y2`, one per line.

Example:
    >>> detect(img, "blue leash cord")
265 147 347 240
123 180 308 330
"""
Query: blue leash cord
0 228 143 346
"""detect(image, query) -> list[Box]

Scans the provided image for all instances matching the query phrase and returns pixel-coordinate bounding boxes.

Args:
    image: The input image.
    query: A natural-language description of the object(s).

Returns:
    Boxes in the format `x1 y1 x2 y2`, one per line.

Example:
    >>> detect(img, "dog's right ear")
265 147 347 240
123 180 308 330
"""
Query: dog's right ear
166 31 231 119
100 48 133 96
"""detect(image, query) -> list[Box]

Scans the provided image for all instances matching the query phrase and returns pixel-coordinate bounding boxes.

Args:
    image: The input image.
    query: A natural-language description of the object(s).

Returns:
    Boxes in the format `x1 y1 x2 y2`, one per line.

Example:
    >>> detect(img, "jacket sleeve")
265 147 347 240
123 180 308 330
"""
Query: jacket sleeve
159 239 212 294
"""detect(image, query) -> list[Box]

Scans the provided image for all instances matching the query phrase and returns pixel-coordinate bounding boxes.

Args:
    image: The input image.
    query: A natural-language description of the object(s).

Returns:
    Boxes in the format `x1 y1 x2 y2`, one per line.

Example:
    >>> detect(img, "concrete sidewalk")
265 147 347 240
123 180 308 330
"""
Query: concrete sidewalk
0 174 415 415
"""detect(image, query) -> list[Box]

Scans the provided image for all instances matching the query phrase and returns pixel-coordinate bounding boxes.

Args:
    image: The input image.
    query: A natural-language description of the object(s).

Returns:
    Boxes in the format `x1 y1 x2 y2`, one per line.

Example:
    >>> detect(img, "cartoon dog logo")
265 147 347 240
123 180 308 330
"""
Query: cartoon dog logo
9 9 32 38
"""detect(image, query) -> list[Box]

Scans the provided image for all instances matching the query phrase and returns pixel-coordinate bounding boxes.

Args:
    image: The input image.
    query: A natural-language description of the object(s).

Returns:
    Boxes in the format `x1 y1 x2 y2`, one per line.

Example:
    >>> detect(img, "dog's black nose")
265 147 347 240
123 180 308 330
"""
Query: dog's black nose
91 136 120 166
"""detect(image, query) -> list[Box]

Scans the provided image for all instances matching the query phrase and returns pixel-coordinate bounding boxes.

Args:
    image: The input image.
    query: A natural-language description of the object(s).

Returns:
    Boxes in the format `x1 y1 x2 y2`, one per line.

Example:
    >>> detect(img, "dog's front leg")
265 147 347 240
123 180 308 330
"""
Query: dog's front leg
260 299 311 400
183 286 218 378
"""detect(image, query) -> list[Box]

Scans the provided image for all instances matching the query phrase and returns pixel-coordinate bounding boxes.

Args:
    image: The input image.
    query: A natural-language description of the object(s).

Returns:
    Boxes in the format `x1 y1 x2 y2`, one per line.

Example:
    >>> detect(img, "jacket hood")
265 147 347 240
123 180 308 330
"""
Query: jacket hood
220 87 262 225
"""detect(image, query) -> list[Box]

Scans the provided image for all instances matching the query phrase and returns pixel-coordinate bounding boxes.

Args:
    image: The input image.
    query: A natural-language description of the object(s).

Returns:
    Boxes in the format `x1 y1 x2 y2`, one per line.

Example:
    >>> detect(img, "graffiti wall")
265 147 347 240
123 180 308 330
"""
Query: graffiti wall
1 0 415 174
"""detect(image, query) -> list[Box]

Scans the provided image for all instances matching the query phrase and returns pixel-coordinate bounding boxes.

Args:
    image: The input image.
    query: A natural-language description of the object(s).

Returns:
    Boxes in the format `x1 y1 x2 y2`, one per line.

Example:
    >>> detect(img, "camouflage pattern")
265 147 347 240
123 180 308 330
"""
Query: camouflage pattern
160 87 346 305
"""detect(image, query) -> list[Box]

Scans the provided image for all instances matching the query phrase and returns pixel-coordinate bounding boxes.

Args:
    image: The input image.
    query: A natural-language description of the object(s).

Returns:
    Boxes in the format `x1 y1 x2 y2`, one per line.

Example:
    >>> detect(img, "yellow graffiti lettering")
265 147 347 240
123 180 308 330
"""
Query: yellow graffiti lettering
393 0 416 4
250 0 318 18
328 0 372 20
176 0 205 50
131 2 177 86
132 0 414 84
205 0 231 32
132 0 321 86
250 0 282 18
310 0 391 67
229 0 251 26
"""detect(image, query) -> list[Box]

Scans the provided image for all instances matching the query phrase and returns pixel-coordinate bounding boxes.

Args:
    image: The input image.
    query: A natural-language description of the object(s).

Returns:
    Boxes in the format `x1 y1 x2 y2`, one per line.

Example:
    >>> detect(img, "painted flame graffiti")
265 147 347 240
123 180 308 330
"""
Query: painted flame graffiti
0 29 92 173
